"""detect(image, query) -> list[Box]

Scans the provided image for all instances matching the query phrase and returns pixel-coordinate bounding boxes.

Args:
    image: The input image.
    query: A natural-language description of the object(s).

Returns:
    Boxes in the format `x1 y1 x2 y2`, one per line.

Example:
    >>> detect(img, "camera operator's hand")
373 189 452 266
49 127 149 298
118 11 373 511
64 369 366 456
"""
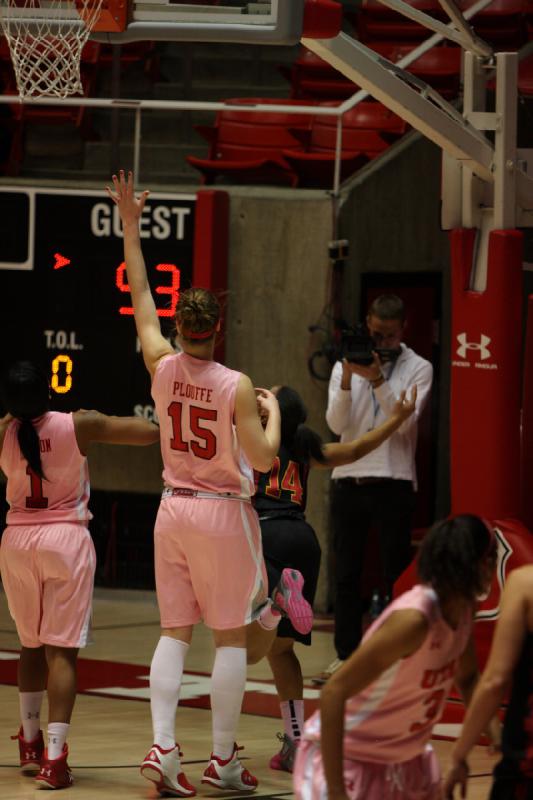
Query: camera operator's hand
391 386 417 422
342 353 383 388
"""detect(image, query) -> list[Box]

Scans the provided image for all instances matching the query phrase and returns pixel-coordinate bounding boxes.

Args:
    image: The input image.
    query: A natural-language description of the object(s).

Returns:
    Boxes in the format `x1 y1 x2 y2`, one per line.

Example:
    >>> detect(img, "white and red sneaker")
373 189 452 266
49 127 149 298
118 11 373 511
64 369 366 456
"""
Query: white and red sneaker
11 727 44 771
273 568 313 635
202 744 258 791
35 745 73 789
140 743 196 797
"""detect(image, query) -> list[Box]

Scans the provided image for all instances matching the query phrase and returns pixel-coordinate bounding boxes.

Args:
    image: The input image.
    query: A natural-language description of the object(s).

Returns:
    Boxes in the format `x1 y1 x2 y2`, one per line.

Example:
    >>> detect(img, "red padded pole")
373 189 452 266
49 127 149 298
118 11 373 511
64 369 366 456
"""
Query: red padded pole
450 228 523 519
521 295 533 530
192 190 229 362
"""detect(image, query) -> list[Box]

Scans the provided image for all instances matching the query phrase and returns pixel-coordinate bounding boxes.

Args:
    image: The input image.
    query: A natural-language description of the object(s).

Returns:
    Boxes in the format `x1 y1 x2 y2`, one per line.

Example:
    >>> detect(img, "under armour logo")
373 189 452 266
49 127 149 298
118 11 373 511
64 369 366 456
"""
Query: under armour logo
42 768 52 777
456 333 491 361
27 750 37 759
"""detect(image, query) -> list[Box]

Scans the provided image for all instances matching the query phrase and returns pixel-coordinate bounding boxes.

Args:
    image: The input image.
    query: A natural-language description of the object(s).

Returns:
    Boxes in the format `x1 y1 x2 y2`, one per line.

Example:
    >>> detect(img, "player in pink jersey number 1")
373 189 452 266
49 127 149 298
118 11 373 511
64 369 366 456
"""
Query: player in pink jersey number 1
108 170 302 797
293 514 501 800
0 361 159 790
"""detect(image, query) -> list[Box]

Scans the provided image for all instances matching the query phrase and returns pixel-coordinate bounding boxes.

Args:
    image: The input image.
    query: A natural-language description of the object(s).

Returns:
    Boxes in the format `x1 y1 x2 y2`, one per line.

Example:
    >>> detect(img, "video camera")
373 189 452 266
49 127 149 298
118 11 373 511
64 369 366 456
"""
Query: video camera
341 323 401 366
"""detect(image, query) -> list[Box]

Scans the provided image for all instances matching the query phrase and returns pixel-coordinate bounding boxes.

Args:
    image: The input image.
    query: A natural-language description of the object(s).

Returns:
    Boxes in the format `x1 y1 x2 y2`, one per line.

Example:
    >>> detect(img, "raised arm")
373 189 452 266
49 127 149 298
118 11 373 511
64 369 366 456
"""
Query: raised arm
234 376 280 473
316 387 417 469
74 409 160 454
444 567 533 799
325 361 354 435
107 170 173 377
321 609 428 800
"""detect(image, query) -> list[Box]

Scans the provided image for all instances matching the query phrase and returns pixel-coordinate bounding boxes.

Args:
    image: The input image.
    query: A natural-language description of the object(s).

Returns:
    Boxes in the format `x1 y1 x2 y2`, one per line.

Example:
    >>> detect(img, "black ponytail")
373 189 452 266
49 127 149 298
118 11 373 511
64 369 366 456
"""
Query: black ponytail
276 386 326 465
2 361 50 479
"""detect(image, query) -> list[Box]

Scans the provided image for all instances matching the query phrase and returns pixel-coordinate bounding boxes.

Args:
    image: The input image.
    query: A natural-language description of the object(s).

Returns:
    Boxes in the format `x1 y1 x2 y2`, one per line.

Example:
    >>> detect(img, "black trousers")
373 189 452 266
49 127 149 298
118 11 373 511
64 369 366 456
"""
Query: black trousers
330 478 415 660
490 757 533 799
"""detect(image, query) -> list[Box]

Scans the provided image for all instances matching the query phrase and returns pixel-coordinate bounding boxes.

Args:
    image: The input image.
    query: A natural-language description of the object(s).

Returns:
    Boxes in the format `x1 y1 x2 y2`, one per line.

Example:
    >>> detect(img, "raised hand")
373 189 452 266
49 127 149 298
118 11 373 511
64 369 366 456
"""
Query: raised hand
392 385 417 421
106 169 149 228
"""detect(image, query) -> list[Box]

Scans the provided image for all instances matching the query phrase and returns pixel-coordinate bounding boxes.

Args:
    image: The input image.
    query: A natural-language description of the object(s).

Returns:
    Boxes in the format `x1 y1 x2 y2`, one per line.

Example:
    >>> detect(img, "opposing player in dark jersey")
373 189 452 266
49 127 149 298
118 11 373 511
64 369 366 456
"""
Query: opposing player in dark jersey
444 565 533 799
252 384 417 772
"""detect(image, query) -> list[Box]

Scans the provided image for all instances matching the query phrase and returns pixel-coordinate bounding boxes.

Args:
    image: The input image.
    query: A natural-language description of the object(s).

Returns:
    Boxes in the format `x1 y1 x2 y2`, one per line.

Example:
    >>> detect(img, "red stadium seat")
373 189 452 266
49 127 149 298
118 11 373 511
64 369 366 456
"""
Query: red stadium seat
459 0 527 50
283 104 396 188
186 97 316 186
372 42 462 100
356 0 448 43
284 44 461 102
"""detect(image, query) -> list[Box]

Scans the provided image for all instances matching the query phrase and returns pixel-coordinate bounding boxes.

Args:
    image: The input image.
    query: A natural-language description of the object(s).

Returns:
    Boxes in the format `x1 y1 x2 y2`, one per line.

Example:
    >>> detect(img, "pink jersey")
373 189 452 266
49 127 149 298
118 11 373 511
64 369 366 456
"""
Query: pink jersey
152 352 254 496
303 584 472 764
0 412 91 526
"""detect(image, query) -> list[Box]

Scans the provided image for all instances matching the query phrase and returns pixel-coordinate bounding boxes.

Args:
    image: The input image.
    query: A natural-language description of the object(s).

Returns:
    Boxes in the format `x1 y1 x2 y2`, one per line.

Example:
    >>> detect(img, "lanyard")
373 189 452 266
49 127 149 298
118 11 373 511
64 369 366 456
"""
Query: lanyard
369 358 397 431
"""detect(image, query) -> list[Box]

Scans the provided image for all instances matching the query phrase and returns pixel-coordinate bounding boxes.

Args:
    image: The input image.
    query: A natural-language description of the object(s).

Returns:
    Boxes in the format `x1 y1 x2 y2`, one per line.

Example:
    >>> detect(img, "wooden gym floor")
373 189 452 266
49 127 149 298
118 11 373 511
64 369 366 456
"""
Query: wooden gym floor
0 589 495 799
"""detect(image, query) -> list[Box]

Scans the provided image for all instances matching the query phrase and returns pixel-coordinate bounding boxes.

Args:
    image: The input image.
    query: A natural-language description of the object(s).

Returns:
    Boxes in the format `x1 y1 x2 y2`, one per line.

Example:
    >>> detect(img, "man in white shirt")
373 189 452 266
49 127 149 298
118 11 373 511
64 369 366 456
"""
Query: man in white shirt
317 294 433 682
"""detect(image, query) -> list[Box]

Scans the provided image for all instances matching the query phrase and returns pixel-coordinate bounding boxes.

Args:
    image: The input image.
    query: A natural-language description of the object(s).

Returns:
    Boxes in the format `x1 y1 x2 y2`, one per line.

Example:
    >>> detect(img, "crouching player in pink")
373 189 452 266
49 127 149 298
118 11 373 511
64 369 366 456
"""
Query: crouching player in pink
294 514 499 800
0 360 159 789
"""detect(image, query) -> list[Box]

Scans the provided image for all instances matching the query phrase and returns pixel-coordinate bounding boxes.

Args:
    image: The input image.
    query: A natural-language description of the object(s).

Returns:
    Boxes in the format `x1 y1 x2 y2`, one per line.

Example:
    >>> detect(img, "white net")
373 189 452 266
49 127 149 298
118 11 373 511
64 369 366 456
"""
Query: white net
0 0 103 98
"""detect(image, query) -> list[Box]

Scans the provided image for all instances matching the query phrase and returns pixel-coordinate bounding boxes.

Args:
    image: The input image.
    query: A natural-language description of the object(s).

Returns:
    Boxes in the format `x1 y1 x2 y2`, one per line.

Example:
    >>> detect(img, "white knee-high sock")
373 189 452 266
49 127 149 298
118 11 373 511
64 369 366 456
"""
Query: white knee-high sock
150 637 189 750
19 691 44 741
211 646 247 761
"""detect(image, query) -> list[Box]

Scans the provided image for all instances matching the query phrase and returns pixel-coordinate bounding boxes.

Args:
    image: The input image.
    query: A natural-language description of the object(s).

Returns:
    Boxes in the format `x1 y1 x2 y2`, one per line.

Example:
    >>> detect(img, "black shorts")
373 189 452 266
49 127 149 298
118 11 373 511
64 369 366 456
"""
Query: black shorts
490 757 533 800
259 515 321 646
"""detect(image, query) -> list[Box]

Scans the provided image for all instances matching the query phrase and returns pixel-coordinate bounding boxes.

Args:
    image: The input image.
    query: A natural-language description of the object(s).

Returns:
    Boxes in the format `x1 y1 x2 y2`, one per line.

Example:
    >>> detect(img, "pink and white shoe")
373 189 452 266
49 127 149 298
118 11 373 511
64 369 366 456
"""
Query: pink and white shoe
202 744 258 791
140 743 196 797
269 733 298 773
273 568 313 635
12 727 44 771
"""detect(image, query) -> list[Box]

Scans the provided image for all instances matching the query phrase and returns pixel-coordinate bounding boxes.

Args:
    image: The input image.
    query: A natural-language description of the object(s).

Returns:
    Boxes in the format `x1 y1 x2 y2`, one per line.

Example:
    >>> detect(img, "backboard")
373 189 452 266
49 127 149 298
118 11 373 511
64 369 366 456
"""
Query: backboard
92 0 307 45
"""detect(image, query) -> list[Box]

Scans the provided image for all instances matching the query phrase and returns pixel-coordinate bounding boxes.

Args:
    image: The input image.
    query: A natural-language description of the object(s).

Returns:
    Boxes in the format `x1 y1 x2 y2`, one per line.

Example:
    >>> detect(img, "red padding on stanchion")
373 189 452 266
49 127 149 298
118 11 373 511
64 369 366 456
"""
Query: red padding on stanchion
521 295 533 530
303 0 343 39
450 228 523 519
193 190 230 362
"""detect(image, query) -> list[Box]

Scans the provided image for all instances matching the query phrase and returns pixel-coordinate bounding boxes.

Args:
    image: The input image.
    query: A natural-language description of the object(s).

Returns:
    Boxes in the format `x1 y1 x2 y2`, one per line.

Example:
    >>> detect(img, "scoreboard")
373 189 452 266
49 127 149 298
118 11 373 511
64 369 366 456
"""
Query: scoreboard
0 186 226 420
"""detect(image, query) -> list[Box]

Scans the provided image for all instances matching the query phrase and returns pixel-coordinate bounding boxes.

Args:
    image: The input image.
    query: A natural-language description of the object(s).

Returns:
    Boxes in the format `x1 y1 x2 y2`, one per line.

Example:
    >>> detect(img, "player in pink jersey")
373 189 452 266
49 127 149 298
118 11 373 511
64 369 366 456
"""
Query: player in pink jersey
0 360 159 790
109 169 302 797
293 514 500 800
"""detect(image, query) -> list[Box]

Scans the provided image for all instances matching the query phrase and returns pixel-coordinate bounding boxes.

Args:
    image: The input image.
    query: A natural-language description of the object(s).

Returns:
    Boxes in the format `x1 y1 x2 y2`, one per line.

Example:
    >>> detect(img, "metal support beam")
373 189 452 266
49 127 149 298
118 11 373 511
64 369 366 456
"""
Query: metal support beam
377 0 492 57
302 33 494 182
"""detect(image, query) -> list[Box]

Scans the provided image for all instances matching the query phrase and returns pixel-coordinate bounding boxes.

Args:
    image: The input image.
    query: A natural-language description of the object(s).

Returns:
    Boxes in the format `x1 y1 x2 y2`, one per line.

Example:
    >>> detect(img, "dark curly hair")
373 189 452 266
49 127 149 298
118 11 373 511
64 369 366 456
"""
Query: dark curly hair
417 514 497 604
2 361 50 479
176 287 220 342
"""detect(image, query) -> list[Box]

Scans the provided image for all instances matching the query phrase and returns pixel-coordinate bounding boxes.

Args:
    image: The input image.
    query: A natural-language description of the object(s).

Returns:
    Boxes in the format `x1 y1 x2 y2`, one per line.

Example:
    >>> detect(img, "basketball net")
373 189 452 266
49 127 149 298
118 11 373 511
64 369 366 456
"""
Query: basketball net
0 0 103 98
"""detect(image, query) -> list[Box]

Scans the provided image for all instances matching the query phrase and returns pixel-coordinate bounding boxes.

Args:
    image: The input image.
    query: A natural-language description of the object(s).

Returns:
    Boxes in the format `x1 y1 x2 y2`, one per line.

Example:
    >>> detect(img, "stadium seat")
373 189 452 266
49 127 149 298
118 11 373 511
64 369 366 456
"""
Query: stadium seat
284 44 462 102
459 0 527 50
283 104 395 188
356 0 448 43
186 97 316 186
372 42 462 100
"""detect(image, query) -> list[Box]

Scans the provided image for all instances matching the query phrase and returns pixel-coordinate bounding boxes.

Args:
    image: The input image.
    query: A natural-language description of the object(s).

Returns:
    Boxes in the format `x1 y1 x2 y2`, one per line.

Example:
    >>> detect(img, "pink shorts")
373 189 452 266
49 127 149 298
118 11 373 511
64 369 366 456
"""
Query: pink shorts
0 524 96 649
154 496 267 630
294 740 442 800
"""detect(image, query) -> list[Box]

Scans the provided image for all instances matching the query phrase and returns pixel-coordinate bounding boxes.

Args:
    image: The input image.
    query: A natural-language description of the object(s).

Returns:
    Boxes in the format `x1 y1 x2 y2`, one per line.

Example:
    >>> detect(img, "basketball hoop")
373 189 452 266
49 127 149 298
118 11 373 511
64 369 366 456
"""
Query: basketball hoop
0 0 104 98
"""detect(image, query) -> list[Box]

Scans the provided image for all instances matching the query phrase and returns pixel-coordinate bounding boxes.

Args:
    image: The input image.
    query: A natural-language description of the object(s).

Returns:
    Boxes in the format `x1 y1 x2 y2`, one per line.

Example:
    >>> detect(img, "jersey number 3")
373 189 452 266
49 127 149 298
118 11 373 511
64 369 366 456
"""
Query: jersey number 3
168 402 218 460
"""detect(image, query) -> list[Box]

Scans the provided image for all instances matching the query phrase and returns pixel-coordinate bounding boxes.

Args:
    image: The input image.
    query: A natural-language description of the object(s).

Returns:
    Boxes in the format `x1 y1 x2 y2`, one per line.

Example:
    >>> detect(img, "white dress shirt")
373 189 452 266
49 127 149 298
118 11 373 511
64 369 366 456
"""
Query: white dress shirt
326 344 433 488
